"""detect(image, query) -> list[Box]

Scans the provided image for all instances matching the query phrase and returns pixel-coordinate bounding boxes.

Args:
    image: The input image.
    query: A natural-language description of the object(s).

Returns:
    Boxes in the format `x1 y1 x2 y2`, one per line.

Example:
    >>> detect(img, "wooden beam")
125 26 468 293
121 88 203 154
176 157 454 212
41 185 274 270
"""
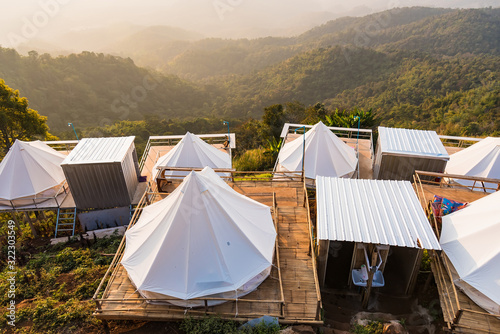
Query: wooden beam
362 266 376 309
406 249 424 295
317 239 329 287
10 212 22 234
24 211 39 238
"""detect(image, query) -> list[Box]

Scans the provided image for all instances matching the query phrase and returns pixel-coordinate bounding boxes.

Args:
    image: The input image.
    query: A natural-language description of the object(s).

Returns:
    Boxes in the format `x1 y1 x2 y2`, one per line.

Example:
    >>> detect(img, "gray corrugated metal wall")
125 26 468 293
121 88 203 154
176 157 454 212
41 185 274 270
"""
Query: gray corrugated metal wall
63 163 128 209
374 136 448 181
375 154 447 181
122 145 139 202
62 143 140 209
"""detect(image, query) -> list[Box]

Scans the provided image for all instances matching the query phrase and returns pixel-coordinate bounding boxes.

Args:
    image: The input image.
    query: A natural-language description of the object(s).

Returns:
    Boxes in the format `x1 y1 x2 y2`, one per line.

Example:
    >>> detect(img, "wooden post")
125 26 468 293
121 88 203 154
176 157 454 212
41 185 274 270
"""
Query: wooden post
10 212 22 234
24 212 39 238
362 266 376 309
101 319 110 334
317 239 329 287
406 249 424 295
452 309 463 327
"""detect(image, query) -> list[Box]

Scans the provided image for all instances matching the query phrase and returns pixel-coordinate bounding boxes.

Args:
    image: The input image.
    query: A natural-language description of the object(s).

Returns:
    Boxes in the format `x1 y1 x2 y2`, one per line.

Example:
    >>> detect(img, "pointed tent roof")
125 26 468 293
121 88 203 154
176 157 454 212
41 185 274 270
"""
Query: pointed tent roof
154 132 231 172
441 191 500 314
445 137 500 191
0 140 66 203
121 167 276 300
277 121 357 179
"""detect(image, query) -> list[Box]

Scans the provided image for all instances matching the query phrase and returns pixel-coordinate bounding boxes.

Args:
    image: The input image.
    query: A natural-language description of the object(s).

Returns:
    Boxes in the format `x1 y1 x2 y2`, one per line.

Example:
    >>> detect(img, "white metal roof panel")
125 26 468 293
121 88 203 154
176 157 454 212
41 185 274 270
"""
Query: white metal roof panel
61 136 135 164
379 127 449 159
316 176 441 250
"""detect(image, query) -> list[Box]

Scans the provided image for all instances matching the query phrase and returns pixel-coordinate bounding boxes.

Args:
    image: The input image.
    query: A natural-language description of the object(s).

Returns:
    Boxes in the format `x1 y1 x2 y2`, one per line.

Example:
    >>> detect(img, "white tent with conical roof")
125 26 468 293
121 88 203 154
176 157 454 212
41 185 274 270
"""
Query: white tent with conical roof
0 140 67 207
275 121 357 179
121 167 276 306
153 132 231 179
440 190 500 315
445 137 500 192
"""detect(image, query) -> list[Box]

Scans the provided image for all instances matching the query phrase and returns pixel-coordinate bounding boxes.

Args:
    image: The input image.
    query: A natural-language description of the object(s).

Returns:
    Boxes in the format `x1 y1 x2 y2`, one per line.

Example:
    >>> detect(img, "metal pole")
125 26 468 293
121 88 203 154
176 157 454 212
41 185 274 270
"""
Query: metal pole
294 126 306 176
223 121 231 161
68 123 79 140
223 121 230 144
354 116 360 178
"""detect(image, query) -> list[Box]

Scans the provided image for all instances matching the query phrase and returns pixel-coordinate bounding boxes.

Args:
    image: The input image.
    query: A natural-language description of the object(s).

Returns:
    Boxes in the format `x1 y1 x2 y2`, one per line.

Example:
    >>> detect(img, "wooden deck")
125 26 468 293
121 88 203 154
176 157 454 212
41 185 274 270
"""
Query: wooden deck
430 252 500 334
414 171 500 333
94 180 322 324
282 134 374 180
141 143 228 182
418 183 489 204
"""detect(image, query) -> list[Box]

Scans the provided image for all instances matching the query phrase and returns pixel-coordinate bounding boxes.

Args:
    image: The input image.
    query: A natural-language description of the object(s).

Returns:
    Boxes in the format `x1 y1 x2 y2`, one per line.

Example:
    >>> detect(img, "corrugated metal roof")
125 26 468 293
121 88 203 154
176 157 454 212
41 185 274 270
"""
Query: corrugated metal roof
62 137 135 164
316 176 441 250
379 127 449 159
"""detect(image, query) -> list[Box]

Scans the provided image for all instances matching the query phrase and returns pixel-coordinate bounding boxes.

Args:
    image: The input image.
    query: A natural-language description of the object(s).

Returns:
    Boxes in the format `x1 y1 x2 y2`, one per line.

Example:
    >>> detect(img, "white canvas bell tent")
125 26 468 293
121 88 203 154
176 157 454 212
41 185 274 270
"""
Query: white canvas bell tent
121 167 276 307
275 121 357 180
153 132 231 179
440 190 500 315
445 137 500 192
0 140 67 208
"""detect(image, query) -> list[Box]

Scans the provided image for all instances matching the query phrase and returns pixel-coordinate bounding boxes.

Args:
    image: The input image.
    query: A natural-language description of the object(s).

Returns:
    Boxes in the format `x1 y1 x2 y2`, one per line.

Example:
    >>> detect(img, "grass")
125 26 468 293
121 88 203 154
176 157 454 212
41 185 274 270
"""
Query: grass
351 320 384 334
0 229 122 333
180 316 282 334
233 148 276 171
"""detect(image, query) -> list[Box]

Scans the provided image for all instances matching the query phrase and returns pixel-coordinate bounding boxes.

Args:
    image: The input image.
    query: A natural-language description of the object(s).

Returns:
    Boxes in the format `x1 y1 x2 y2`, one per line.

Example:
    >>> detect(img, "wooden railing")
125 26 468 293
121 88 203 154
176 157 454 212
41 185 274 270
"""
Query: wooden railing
138 134 235 172
303 180 323 321
93 181 286 319
272 192 286 319
3 180 70 211
438 135 482 148
413 170 500 332
43 140 79 152
414 170 500 193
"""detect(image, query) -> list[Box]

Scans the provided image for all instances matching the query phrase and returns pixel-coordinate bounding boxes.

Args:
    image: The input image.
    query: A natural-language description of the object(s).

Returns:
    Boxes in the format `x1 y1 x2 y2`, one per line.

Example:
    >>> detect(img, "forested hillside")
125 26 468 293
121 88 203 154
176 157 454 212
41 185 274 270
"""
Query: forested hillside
1 7 499 136
214 47 500 136
0 48 215 131
162 7 499 80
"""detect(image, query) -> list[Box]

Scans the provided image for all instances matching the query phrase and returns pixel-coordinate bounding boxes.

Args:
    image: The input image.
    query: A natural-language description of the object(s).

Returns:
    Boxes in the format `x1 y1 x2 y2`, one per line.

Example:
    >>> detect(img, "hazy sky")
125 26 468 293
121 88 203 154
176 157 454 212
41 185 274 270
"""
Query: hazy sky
1 0 499 48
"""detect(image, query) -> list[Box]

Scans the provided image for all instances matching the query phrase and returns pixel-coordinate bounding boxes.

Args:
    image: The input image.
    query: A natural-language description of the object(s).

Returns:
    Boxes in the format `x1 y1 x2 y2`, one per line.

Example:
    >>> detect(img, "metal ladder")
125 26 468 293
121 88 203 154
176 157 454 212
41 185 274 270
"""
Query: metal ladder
55 207 77 238
129 204 136 222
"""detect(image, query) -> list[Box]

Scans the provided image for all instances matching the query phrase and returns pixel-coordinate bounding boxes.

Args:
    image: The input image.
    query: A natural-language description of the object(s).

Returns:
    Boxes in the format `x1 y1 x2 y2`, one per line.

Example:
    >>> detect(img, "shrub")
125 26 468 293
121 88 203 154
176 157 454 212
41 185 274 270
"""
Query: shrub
234 148 275 171
181 316 282 334
351 320 384 334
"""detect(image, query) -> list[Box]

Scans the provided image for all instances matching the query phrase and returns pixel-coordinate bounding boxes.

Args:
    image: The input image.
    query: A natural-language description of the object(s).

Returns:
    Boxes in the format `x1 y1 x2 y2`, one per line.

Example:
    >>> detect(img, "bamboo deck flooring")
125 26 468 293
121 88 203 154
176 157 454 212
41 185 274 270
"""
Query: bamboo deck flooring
94 180 322 324
141 144 227 182
282 134 373 180
419 184 489 204
415 173 500 333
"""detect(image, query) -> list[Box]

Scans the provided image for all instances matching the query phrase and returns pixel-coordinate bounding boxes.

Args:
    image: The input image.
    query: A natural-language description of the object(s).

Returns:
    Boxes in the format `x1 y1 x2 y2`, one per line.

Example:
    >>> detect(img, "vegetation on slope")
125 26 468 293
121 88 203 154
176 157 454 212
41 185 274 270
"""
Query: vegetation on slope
0 48 215 131
1 7 499 136
0 210 122 333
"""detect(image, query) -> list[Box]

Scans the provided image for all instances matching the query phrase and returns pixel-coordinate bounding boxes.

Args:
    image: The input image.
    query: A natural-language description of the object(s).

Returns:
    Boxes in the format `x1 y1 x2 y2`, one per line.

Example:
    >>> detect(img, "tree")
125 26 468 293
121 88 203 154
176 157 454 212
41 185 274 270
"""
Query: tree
0 79 52 156
303 102 327 124
262 104 285 140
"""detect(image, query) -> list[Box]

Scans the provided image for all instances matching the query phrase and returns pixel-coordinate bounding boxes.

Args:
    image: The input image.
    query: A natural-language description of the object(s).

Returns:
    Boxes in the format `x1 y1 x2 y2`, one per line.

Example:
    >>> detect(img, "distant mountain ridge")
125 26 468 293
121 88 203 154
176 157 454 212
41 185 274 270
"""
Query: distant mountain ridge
0 48 213 131
1 7 499 136
163 7 499 79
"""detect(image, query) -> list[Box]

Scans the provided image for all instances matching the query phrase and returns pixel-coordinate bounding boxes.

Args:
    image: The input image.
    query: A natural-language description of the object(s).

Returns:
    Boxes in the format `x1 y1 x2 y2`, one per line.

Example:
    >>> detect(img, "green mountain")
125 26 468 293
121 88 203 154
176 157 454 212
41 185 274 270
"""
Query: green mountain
0 48 215 131
1 7 499 136
213 44 500 135
296 7 453 45
160 7 499 80
215 47 398 117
